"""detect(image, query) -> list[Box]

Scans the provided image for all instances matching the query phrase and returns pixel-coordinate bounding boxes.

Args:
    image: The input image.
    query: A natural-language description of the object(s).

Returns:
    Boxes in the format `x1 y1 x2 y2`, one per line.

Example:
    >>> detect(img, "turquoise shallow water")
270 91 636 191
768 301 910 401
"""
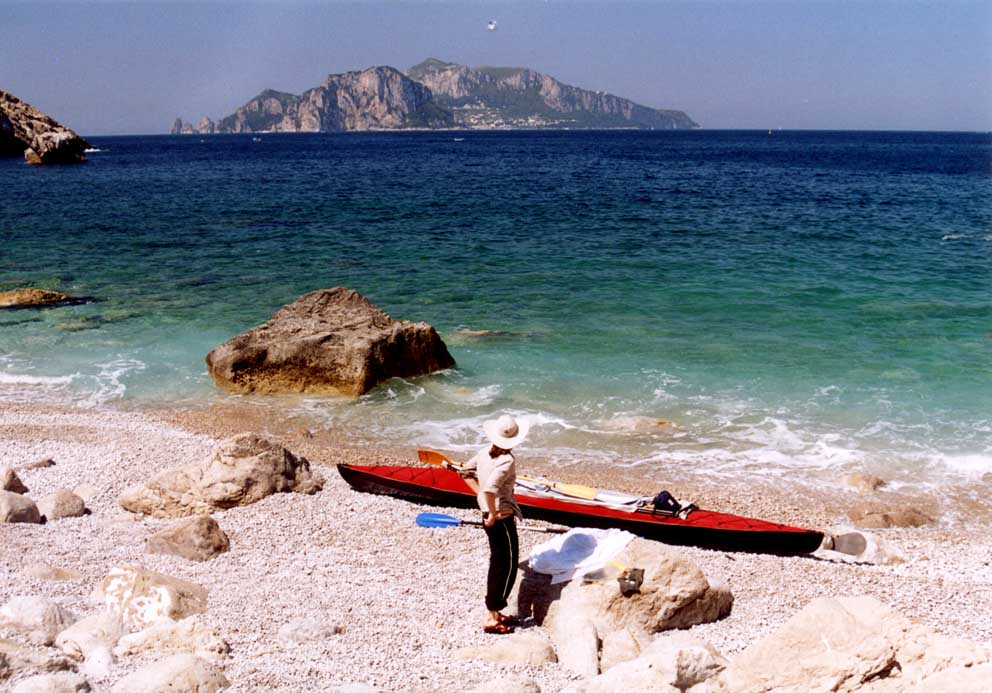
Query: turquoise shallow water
1 130 990 487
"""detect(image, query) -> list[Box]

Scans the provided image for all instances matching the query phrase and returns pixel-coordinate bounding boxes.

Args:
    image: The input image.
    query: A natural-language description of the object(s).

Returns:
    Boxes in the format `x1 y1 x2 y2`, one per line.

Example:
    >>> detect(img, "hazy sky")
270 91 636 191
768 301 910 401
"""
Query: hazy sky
3 0 991 135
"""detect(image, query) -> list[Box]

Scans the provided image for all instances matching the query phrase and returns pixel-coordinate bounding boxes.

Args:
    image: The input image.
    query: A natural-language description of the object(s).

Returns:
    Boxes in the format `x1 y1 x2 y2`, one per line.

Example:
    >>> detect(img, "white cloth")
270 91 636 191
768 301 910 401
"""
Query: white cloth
528 528 637 584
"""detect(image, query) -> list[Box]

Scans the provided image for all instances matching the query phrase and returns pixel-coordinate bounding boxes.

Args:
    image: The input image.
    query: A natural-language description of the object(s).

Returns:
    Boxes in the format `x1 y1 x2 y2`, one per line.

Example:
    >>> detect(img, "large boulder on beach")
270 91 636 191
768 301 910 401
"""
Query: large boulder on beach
0 597 77 646
702 595 992 692
109 654 229 692
205 287 455 397
100 565 207 630
145 515 230 561
517 538 733 676
0 490 42 523
562 632 727 693
0 90 89 164
37 490 87 521
119 432 322 518
55 610 122 663
11 673 91 693
0 289 93 310
0 638 74 680
113 615 230 663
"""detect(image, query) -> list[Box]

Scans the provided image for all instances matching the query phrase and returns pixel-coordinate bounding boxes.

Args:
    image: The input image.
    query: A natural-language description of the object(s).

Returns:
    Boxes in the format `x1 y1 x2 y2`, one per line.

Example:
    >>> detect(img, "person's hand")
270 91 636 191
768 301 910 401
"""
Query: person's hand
483 513 496 528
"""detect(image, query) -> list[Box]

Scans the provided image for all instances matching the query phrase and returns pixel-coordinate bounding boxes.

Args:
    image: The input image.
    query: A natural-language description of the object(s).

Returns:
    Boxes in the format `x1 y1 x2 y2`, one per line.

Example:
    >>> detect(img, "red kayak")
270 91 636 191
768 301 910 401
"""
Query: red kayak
336 464 826 555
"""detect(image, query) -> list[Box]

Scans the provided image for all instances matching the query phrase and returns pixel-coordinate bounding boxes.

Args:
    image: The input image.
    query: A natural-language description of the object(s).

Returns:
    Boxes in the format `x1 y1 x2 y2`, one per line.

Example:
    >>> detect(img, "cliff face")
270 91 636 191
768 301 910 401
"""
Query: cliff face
171 59 697 133
0 89 90 163
177 68 452 134
407 58 698 129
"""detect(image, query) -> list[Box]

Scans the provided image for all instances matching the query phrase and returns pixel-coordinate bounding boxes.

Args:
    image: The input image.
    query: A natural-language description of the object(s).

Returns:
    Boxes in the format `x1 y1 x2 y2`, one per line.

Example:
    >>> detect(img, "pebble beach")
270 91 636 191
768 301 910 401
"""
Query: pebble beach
2 399 991 692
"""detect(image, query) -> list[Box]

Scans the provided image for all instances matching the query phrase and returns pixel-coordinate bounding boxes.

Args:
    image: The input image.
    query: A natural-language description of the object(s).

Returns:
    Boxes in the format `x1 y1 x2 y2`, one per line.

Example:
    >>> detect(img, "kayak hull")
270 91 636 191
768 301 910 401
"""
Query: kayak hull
337 464 824 555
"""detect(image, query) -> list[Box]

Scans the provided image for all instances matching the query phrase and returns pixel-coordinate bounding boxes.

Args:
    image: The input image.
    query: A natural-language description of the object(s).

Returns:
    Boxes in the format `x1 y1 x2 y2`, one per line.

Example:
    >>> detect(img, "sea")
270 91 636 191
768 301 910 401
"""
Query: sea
2 130 990 491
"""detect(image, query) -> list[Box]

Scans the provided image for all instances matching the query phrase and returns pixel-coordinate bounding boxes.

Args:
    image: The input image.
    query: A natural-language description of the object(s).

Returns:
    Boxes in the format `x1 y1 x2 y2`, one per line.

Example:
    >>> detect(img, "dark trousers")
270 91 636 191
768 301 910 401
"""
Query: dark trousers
483 515 519 612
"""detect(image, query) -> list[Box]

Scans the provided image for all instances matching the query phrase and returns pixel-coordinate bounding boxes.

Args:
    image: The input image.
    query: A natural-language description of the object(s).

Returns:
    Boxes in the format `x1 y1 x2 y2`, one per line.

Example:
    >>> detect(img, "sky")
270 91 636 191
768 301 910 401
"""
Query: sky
2 0 991 135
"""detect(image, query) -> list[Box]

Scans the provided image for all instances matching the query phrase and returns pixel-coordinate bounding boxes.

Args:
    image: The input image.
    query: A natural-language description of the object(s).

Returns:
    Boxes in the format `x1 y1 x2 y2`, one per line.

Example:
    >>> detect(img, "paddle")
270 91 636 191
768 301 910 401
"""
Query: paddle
416 512 568 534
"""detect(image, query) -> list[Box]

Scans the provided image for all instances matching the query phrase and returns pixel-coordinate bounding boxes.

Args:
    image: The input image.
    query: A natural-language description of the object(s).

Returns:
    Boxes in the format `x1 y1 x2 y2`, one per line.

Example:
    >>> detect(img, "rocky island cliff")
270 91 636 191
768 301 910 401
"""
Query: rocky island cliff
407 58 697 130
173 66 451 134
1 89 89 164
171 59 697 133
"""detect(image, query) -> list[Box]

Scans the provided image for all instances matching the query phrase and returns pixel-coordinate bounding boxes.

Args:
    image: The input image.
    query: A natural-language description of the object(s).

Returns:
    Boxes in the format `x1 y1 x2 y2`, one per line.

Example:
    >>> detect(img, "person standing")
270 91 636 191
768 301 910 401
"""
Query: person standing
462 414 529 634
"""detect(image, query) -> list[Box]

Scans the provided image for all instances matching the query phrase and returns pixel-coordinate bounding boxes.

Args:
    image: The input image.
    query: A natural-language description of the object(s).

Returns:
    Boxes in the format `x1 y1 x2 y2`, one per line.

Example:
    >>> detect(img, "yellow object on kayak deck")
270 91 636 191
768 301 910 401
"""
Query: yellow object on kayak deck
417 448 600 501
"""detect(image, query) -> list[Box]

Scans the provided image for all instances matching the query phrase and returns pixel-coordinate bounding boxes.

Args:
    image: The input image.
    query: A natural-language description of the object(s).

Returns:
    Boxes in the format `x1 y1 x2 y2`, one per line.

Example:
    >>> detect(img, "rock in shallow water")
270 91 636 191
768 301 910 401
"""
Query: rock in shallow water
0 289 93 310
205 287 454 397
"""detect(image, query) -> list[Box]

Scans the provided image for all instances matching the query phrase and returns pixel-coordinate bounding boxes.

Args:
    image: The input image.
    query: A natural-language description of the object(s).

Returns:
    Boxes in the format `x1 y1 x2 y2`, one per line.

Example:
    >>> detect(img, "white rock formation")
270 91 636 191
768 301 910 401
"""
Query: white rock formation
100 565 207 630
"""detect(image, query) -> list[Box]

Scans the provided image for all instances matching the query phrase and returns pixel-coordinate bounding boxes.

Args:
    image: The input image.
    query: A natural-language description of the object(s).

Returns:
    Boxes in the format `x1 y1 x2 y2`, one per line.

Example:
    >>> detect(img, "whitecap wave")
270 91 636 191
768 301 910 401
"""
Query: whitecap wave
0 372 75 386
84 148 104 153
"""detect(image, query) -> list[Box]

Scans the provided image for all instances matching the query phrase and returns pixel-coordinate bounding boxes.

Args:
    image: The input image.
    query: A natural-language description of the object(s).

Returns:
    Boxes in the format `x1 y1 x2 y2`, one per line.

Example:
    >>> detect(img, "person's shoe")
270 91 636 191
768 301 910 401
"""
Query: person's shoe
498 613 521 627
483 622 515 635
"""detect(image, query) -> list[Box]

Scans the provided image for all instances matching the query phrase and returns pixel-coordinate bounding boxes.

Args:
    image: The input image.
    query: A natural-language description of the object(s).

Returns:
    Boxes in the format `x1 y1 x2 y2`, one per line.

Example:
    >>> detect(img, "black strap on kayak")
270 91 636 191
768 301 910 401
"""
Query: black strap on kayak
651 490 681 513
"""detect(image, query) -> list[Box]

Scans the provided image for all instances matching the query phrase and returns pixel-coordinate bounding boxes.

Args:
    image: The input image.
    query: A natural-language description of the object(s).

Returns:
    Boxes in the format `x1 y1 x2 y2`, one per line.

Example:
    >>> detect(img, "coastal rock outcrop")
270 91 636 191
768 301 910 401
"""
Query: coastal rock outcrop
205 288 455 396
145 515 231 561
119 433 322 518
0 289 93 310
0 90 89 164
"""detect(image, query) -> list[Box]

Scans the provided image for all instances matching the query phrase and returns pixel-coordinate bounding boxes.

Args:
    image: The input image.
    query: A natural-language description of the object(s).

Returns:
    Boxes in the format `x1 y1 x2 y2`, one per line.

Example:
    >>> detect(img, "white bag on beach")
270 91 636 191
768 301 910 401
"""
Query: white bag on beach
528 527 636 584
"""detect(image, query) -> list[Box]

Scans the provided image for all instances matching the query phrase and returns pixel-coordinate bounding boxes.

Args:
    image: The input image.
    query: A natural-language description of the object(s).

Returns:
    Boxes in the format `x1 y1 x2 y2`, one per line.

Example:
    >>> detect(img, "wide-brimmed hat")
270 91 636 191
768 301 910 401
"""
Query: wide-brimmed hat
483 414 530 449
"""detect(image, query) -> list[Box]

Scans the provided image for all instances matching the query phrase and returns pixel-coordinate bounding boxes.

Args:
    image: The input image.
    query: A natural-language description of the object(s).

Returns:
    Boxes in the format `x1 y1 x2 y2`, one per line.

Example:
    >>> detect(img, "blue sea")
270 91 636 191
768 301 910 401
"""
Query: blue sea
2 130 990 489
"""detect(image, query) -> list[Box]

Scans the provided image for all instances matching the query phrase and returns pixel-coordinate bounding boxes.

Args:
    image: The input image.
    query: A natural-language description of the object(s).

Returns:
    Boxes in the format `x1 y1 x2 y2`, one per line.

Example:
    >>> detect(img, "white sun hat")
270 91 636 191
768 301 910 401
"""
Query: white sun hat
483 414 530 449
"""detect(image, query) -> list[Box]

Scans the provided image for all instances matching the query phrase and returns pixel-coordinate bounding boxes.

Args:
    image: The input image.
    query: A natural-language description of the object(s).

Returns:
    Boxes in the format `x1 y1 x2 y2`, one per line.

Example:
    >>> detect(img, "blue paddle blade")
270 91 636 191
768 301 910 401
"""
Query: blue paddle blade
416 512 463 528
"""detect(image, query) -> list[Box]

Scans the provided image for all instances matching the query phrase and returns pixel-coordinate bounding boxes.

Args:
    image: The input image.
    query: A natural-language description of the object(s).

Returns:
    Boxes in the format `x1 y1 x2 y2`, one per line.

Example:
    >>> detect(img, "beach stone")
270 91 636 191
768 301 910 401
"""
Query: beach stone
467 677 542 693
0 597 77 646
0 490 42 523
844 473 887 493
904 663 992 692
114 615 230 663
11 672 91 693
848 505 934 528
145 515 230 562
21 564 83 582
119 433 323 518
20 457 56 471
205 287 455 397
37 490 87 521
563 632 726 693
100 565 207 630
599 626 647 672
704 596 992 692
0 637 74 680
276 616 343 644
55 610 122 662
455 630 557 667
71 484 99 503
0 289 91 309
109 654 229 692
1 467 28 493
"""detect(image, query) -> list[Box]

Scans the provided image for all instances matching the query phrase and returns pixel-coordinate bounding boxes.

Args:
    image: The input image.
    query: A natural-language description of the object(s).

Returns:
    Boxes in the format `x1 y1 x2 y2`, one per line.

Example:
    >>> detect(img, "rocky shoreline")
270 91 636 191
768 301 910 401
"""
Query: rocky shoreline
2 401 991 691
